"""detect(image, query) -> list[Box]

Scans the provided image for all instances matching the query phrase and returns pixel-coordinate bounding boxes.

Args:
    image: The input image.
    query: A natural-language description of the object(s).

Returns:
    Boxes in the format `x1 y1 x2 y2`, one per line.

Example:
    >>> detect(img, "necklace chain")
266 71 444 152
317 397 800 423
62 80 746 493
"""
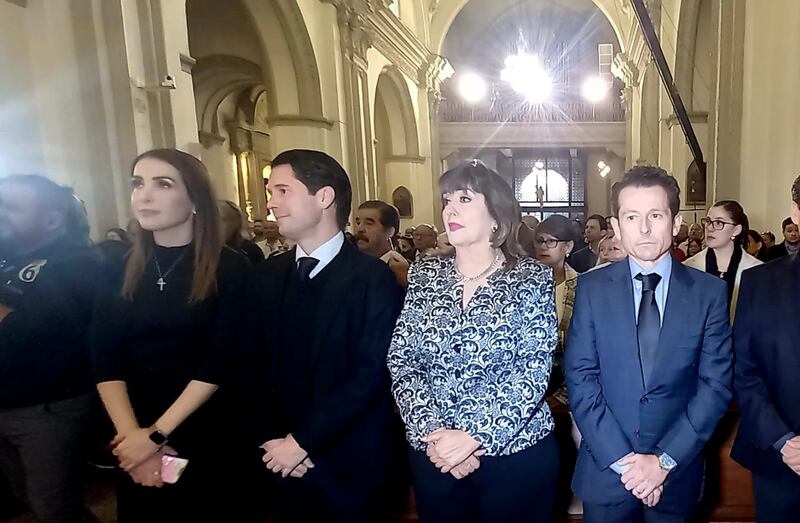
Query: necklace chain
154 250 187 291
456 250 504 283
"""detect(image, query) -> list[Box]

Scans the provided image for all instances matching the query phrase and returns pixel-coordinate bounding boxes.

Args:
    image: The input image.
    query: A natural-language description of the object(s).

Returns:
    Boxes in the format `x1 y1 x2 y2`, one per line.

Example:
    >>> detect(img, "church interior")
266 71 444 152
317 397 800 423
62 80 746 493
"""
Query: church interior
2 0 800 521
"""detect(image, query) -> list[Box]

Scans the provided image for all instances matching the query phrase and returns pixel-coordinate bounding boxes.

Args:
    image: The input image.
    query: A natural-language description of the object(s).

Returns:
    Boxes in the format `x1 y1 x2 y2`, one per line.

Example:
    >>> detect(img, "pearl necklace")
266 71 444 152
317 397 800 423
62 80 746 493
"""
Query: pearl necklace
456 251 504 284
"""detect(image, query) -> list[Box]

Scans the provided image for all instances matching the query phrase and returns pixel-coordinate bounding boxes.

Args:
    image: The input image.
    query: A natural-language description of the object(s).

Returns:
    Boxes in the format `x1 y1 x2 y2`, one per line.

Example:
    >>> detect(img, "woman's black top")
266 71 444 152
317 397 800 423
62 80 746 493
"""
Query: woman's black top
90 244 247 448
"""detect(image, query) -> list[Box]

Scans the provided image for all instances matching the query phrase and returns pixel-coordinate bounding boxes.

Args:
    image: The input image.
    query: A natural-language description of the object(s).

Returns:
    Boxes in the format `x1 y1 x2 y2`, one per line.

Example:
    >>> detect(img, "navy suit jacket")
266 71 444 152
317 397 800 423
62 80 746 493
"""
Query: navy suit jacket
565 258 733 512
731 253 800 480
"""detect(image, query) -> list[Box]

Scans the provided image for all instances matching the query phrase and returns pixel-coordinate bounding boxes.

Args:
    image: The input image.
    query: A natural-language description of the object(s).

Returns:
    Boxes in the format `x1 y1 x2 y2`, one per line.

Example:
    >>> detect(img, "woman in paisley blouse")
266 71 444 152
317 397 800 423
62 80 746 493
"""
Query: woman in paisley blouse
387 160 559 523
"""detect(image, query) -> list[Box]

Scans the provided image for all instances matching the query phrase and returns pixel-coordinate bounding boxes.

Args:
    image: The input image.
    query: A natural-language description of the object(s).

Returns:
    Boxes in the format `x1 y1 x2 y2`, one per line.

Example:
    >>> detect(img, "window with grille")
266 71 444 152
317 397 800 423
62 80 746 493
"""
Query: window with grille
598 43 614 86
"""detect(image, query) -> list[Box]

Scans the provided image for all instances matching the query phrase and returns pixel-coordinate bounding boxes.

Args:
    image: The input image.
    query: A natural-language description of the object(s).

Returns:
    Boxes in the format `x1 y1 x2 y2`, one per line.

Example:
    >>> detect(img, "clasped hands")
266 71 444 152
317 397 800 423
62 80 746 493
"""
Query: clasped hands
616 453 668 507
260 434 315 479
110 428 173 488
422 428 485 480
780 436 800 476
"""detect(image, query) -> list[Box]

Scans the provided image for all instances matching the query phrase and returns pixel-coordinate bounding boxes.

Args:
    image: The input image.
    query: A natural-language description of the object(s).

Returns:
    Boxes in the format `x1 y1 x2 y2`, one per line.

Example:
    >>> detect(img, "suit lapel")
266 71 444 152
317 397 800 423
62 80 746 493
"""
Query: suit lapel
268 251 296 375
605 260 644 390
646 261 693 393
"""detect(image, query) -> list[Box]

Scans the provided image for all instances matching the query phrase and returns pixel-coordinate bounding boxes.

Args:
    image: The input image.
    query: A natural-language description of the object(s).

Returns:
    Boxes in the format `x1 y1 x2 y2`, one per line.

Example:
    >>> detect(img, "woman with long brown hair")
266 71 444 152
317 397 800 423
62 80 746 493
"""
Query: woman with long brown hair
90 149 248 522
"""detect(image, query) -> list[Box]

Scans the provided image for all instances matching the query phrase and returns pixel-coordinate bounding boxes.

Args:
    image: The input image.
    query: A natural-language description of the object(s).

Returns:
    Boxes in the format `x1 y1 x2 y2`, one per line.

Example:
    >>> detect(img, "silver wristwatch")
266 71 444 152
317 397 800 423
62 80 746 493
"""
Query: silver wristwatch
658 452 677 472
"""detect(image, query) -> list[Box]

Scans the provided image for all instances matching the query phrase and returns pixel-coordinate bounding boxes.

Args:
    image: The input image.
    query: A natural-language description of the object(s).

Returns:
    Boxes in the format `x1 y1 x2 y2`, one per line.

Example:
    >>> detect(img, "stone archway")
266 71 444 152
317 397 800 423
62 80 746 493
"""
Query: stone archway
430 0 628 56
374 66 424 221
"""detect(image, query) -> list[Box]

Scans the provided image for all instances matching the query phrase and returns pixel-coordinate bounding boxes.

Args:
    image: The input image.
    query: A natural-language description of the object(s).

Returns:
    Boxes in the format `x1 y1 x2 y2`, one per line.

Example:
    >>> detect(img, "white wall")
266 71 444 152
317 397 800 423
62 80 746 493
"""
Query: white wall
739 0 800 232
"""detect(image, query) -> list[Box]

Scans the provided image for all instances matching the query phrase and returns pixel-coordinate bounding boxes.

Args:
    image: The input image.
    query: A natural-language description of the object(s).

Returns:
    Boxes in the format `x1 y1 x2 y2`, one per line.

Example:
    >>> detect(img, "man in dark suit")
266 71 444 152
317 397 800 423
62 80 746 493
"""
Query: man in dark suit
568 214 608 272
765 216 800 261
232 150 404 522
731 174 800 521
565 166 733 522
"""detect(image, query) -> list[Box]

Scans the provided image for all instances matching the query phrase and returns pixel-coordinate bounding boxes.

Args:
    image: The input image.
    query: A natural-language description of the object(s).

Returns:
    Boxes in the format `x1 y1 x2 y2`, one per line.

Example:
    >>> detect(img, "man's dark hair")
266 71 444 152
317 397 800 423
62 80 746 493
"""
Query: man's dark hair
611 166 681 218
791 173 800 205
358 200 400 237
586 214 608 230
0 174 87 244
271 149 352 230
782 217 795 231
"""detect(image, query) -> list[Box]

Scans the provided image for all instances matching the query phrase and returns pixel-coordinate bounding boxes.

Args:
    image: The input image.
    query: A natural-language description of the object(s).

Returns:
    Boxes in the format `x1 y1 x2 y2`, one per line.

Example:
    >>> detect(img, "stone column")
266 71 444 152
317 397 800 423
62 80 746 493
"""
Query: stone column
332 1 376 209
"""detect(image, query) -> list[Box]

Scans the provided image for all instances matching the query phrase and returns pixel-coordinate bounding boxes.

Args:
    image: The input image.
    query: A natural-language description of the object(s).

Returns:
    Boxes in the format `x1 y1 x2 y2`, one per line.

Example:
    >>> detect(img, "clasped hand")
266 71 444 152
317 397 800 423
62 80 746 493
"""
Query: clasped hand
422 428 485 479
780 436 800 476
127 445 176 488
111 427 160 472
618 453 667 507
261 434 315 479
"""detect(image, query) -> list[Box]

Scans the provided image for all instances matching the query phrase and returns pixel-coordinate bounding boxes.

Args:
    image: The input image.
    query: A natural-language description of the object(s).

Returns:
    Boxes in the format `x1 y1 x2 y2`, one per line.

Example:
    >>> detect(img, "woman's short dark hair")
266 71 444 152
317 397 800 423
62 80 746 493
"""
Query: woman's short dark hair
612 166 681 218
746 229 762 246
537 215 576 243
712 200 749 247
782 217 795 231
271 149 352 230
358 200 400 237
762 231 776 243
439 160 526 268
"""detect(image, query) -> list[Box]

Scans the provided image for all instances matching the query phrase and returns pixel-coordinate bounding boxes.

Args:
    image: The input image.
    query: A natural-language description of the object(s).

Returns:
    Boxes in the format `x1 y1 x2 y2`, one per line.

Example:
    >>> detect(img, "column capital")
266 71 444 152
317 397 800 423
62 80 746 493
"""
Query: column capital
324 0 374 69
612 52 641 88
419 54 454 103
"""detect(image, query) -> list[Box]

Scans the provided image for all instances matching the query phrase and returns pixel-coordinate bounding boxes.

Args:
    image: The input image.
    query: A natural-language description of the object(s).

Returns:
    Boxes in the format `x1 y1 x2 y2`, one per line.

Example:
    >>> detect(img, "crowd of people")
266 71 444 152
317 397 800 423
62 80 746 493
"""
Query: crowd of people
0 149 798 523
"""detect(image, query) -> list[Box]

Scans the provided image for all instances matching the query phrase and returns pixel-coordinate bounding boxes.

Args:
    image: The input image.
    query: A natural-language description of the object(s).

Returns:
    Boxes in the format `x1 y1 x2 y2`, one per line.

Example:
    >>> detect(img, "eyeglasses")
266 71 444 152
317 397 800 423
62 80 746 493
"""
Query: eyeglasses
534 237 563 249
701 217 736 231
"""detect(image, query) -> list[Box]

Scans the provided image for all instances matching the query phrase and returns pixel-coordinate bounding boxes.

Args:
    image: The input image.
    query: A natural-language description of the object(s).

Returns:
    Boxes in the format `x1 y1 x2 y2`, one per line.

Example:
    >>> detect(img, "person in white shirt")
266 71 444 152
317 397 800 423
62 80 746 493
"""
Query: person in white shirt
254 220 287 257
412 224 438 260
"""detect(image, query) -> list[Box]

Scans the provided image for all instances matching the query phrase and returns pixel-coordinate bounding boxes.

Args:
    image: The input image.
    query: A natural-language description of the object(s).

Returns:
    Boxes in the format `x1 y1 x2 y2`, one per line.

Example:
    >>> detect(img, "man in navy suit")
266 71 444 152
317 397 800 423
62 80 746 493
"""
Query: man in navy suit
566 166 733 522
731 174 800 522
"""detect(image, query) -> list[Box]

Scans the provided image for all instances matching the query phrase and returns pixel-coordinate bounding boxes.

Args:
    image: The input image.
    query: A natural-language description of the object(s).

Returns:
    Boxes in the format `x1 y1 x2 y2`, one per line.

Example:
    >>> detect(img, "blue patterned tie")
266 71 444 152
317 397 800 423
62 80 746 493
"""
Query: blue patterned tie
635 272 662 387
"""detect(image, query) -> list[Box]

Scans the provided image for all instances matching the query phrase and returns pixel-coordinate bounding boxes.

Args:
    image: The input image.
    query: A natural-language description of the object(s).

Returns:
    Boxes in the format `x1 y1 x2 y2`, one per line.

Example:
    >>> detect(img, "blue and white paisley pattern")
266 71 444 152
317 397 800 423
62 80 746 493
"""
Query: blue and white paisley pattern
388 255 557 456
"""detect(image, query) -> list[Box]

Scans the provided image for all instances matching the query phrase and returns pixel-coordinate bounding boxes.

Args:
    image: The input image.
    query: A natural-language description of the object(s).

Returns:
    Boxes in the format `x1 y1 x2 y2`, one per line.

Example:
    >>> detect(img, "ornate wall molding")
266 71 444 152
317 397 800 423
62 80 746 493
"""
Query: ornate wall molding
419 53 454 102
612 52 641 87
179 53 197 73
323 0 453 90
265 115 335 129
664 111 708 129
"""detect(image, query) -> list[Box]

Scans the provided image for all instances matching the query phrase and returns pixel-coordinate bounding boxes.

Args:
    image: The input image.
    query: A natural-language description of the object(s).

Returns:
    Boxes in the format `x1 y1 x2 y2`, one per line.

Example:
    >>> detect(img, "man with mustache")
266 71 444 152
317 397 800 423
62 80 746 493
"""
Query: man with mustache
354 200 409 287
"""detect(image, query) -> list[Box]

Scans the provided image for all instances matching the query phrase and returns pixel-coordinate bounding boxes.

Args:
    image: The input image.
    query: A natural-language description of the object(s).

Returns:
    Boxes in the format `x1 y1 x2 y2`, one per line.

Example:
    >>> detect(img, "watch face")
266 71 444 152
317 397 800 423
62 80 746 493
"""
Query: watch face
149 430 167 446
659 454 677 470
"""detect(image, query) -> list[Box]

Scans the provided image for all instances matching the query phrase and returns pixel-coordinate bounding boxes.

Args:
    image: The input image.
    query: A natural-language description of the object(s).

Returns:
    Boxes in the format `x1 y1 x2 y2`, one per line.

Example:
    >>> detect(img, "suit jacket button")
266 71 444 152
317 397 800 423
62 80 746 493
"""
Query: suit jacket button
640 397 649 405
635 430 640 438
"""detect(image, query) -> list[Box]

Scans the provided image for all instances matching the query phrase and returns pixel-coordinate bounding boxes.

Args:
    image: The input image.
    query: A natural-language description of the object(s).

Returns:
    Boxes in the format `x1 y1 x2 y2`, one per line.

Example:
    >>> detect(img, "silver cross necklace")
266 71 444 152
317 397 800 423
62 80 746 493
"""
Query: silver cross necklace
153 250 187 292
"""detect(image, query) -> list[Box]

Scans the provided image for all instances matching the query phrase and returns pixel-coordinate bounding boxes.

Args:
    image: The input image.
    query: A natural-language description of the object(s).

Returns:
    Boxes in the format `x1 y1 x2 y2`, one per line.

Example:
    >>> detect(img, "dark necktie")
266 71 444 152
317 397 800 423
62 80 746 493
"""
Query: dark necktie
635 272 662 387
297 257 319 283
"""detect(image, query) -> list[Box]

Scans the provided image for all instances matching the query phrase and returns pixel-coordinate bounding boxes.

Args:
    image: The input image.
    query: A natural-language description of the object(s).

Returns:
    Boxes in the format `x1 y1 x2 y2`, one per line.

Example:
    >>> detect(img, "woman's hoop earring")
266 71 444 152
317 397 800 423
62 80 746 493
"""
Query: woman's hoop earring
491 225 498 233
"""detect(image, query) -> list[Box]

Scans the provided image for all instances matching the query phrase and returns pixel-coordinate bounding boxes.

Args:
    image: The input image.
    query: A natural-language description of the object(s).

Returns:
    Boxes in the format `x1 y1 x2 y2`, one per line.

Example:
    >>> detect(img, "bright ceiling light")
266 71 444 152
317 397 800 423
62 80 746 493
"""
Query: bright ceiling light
597 160 611 178
582 77 609 104
457 72 487 103
501 52 552 103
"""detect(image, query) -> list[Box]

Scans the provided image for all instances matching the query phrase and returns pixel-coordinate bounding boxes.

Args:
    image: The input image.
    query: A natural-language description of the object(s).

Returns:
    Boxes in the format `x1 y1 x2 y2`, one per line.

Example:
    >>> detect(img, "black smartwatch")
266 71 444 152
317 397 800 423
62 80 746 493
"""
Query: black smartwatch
149 428 168 447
